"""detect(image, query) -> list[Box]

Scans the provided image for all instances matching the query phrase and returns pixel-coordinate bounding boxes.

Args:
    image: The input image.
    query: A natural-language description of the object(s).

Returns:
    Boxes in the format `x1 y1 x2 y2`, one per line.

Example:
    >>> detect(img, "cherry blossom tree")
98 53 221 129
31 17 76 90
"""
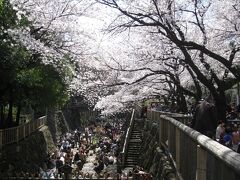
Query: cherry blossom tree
87 0 240 119
5 0 240 119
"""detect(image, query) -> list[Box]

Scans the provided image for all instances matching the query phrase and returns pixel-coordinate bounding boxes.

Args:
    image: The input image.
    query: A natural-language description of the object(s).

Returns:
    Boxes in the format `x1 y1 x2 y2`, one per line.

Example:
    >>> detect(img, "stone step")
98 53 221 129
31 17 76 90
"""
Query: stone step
126 153 139 157
131 131 141 134
126 156 139 160
128 144 141 147
132 130 141 132
125 164 135 168
128 146 140 149
126 153 140 156
131 132 141 134
128 141 141 144
129 137 141 140
126 155 139 158
126 160 138 163
125 162 138 166
127 149 140 152
128 145 141 148
127 150 140 156
128 143 141 146
131 134 141 137
127 151 140 154
129 139 141 143
129 141 141 144
127 147 140 150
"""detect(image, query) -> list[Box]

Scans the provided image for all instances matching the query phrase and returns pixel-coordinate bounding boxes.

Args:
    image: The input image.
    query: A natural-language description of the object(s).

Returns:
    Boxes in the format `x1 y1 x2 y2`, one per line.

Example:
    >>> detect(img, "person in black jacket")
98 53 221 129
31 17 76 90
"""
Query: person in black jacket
192 99 218 138
94 159 104 174
55 157 63 177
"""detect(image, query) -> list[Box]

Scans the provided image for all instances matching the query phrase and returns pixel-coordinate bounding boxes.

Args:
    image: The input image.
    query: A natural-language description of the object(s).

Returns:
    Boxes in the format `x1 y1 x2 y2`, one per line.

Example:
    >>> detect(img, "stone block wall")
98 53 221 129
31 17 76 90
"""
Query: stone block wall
0 126 56 177
138 119 177 180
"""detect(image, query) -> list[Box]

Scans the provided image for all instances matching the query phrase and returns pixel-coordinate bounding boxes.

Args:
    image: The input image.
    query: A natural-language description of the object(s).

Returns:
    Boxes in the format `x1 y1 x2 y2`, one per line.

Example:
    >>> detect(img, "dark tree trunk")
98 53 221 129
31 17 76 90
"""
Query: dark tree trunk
162 95 169 106
214 93 227 122
176 89 188 113
186 65 202 101
180 93 188 113
7 89 14 127
16 103 21 126
0 102 4 128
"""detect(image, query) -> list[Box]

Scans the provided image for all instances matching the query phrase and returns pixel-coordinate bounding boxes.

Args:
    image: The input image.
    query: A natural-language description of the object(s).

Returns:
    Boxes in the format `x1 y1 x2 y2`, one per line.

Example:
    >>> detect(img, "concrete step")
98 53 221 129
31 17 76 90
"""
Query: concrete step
125 164 138 167
127 147 140 150
126 157 139 160
127 150 140 153
126 153 140 156
126 160 138 164
129 139 141 143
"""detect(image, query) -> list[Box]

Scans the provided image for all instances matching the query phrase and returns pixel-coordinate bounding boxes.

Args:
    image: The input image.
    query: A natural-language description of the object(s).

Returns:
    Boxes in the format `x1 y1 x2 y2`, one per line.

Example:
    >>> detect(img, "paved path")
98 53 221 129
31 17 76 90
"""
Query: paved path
81 150 97 176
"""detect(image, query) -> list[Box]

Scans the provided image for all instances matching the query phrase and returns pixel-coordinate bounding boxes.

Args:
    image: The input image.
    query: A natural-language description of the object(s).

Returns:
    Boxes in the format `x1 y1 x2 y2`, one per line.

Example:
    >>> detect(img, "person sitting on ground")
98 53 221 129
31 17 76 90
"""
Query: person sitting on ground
94 159 104 174
64 152 72 165
103 155 109 167
55 157 63 177
79 150 86 164
76 160 84 171
73 152 80 163
108 155 114 164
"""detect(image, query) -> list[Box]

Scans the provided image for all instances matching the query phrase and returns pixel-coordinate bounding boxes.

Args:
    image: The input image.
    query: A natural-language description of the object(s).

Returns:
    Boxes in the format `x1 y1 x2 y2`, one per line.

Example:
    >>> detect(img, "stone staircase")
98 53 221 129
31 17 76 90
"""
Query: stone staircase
125 120 142 168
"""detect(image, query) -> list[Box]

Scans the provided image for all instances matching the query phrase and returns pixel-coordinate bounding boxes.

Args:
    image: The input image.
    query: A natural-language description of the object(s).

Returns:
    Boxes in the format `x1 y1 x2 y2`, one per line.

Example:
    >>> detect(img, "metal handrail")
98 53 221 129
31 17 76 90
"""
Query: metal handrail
121 109 135 167
0 116 46 148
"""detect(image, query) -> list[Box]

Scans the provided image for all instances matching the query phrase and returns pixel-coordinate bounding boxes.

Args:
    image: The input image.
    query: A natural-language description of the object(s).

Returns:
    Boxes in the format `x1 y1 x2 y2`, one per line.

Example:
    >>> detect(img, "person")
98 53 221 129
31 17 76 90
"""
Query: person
94 159 104 174
140 102 148 118
215 121 225 140
55 157 63 178
225 131 240 153
73 152 80 163
226 104 238 120
223 126 232 144
85 127 89 144
192 99 218 138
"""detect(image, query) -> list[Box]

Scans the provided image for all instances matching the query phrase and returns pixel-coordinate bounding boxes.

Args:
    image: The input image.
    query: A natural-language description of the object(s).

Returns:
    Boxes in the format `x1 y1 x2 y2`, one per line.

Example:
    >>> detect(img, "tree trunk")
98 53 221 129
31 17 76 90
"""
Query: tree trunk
0 102 4 128
180 93 188 113
16 103 21 126
7 89 13 127
176 89 188 113
214 93 227 122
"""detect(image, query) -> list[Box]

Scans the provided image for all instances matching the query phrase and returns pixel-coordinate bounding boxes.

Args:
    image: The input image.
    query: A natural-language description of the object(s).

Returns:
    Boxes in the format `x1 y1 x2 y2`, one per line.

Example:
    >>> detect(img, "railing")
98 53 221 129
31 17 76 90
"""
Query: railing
0 116 46 149
148 110 240 180
147 110 192 125
120 109 135 167
79 111 100 120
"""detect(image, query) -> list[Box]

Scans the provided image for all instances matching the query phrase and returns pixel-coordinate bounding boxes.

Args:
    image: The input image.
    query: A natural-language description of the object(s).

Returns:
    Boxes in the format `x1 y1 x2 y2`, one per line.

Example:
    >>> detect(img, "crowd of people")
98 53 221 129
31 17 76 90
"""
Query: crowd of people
3 116 126 179
40 117 124 179
188 99 240 153
215 103 240 153
143 99 240 154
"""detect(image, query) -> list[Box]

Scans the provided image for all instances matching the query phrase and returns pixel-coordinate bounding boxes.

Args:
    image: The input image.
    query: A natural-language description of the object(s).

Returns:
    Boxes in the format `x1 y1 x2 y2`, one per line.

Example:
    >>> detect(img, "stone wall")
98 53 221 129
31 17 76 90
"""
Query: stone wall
0 126 56 177
47 108 69 143
138 119 177 180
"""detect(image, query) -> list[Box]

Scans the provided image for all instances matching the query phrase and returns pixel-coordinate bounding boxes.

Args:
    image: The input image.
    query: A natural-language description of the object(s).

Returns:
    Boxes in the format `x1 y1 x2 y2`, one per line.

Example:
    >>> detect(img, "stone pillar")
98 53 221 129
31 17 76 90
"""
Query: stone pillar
196 145 207 180
175 128 180 171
